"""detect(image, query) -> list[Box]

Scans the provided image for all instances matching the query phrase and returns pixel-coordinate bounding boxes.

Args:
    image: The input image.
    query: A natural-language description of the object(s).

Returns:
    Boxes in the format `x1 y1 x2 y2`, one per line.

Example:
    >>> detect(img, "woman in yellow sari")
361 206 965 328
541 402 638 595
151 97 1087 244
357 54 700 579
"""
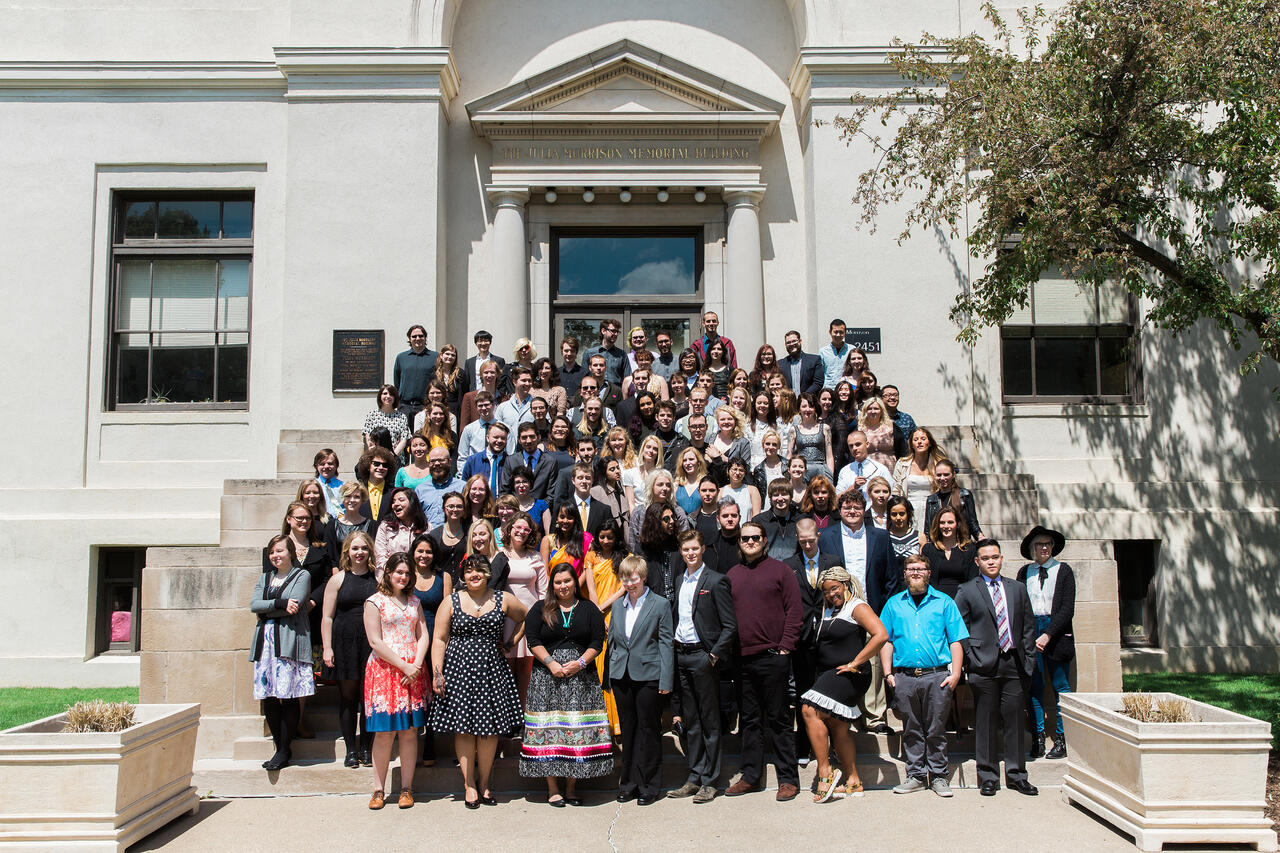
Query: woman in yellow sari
581 519 628 735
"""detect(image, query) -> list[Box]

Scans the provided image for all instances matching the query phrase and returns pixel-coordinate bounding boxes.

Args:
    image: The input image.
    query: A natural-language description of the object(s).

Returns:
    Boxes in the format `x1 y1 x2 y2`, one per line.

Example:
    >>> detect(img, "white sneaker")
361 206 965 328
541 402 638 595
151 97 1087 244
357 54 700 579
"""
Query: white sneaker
930 777 954 798
893 777 927 794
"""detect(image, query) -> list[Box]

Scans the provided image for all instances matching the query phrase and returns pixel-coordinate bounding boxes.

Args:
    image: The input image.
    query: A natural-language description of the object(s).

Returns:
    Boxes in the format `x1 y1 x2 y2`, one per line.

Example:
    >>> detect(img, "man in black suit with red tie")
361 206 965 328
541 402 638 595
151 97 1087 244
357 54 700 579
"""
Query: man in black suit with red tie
667 530 737 804
955 539 1038 796
786 518 842 763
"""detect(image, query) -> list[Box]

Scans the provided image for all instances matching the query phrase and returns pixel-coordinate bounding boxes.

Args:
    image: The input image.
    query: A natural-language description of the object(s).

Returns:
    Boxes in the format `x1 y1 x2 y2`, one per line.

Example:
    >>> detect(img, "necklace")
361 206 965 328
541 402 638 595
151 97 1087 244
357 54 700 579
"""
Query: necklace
560 601 577 630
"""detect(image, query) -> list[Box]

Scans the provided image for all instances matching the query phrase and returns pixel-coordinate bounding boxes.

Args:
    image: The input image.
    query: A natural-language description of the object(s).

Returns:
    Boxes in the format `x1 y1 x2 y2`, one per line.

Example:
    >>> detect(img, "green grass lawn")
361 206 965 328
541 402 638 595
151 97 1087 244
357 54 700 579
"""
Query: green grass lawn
1124 672 1279 747
0 687 140 731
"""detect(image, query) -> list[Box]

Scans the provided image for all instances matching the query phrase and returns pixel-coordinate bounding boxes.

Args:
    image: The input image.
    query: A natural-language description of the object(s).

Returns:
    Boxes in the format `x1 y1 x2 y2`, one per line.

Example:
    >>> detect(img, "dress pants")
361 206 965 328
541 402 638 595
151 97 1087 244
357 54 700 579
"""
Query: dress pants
857 655 889 727
676 647 722 787
892 670 950 780
791 643 818 754
969 652 1029 786
613 676 663 798
738 652 799 787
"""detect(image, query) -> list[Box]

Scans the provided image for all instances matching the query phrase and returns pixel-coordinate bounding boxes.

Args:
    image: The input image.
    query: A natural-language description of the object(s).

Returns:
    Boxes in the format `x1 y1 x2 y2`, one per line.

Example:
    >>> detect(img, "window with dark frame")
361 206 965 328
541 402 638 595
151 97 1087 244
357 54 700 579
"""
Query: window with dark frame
999 268 1140 403
96 548 145 655
108 193 253 410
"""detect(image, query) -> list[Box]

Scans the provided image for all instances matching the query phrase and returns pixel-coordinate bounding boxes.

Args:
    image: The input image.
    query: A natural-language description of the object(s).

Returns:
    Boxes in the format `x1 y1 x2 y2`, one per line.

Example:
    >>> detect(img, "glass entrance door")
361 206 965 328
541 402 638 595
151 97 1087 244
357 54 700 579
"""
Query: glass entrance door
551 228 703 355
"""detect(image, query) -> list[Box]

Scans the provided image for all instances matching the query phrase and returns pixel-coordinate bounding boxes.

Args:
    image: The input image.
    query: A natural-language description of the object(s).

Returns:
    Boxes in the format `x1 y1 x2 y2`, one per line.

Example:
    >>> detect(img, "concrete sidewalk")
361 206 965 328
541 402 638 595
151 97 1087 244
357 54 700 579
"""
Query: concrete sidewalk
133 784 1153 853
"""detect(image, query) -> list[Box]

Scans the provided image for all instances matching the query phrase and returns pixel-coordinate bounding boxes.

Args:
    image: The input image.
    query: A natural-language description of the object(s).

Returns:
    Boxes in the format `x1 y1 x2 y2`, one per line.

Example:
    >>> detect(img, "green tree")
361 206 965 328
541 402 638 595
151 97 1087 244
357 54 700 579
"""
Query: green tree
838 0 1280 375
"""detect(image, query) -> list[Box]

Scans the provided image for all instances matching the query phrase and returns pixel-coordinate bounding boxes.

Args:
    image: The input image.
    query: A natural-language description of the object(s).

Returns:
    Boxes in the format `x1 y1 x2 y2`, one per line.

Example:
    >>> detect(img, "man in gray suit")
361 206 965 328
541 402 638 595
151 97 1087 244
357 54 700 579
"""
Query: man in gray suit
955 539 1039 796
608 556 675 805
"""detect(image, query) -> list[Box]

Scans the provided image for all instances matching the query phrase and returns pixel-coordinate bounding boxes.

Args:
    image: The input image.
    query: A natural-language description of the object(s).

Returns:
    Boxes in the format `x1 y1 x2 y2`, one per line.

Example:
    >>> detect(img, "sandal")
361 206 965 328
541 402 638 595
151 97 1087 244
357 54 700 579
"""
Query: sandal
813 769 843 804
837 780 865 798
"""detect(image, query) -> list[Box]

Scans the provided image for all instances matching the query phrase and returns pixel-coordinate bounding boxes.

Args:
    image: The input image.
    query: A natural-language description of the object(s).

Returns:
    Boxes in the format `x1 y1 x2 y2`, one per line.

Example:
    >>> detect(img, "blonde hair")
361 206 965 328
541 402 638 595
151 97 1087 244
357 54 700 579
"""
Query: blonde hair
512 338 537 362
617 554 649 580
859 396 887 428
339 530 375 573
465 519 496 559
712 405 747 439
775 388 799 422
674 446 708 486
637 434 665 469
604 426 638 467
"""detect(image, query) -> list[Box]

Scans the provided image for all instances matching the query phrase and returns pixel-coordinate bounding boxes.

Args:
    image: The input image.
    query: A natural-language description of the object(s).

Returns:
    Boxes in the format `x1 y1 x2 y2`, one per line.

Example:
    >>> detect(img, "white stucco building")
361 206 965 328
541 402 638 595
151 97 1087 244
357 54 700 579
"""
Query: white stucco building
0 0 1277 689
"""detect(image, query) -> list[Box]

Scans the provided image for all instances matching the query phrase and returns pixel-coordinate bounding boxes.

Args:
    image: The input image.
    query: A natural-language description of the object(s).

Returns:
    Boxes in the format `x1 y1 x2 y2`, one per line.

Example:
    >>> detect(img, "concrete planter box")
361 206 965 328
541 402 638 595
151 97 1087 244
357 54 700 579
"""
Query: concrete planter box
0 703 200 852
1060 692 1276 852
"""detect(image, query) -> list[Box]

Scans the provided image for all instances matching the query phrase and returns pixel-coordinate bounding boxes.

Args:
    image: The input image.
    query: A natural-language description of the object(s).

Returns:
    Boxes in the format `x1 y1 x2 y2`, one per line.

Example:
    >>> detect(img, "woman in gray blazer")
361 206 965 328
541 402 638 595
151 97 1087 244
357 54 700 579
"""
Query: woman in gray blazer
251 534 315 771
607 556 674 805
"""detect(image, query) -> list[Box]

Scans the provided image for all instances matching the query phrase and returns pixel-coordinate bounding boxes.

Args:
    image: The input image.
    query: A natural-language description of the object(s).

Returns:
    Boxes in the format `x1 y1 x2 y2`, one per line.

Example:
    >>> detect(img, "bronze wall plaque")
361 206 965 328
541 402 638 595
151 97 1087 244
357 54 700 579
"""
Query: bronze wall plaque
332 329 384 392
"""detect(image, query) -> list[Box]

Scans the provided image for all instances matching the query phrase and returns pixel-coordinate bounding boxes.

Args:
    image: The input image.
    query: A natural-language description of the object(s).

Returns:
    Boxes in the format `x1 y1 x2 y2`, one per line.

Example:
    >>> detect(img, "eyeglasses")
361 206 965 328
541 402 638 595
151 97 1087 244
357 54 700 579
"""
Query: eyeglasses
1033 542 1054 549
739 534 763 542
289 515 310 522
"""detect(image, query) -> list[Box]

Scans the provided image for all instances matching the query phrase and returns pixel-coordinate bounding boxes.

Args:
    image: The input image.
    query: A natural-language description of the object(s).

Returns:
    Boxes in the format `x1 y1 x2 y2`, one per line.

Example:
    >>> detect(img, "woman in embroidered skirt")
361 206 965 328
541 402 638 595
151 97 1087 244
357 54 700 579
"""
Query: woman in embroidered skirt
800 566 888 803
519 562 613 805
363 553 429 810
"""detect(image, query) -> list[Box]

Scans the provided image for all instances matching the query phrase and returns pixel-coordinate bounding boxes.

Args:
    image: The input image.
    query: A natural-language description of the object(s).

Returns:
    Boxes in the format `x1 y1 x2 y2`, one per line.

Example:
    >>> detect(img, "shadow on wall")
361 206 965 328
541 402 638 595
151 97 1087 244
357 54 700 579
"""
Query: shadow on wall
939 311 1280 669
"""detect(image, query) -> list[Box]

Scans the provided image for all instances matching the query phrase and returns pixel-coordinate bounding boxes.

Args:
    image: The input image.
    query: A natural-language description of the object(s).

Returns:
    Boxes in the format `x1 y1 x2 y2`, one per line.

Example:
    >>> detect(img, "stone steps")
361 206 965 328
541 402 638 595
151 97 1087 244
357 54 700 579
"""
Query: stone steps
198 734 1070 797
277 429 364 480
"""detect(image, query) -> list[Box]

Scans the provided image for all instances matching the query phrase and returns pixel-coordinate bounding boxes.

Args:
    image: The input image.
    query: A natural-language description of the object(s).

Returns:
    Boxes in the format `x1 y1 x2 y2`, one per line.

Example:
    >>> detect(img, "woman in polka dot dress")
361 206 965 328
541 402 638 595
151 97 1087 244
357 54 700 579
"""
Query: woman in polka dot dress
430 553 529 807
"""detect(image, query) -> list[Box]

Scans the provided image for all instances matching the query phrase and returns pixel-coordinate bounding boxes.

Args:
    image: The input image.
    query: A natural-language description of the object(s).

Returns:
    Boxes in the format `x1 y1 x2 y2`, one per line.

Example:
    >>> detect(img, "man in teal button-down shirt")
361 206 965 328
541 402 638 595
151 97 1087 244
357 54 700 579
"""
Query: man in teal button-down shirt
878 552 969 797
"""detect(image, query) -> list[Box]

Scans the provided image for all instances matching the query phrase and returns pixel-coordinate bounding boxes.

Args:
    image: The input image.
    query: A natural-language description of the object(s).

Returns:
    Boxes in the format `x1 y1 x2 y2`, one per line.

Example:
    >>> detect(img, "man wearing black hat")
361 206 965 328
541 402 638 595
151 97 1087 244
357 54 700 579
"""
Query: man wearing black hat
1016 526 1076 760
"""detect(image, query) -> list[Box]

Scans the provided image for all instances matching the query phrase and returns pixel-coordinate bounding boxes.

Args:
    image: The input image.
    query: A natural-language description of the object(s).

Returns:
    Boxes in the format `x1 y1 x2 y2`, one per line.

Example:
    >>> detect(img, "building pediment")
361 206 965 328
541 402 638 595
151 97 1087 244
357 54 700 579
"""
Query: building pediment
466 39 782 140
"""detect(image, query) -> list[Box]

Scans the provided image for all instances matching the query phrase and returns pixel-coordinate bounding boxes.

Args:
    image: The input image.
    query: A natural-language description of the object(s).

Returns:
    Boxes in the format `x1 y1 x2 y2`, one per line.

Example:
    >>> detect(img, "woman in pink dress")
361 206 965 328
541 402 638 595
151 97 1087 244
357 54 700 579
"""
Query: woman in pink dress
363 553 429 810
497 512 547 702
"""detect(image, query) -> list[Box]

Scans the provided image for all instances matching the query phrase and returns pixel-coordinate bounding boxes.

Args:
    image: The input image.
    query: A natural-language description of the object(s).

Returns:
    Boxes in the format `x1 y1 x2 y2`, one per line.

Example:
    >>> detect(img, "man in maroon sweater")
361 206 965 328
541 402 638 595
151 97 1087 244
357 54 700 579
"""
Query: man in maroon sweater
724 521 803 801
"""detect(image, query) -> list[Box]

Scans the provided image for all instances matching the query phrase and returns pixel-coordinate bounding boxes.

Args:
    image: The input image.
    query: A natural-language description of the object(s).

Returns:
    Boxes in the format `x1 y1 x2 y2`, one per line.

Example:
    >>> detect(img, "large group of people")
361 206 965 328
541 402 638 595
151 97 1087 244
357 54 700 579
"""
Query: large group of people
249 314 1080 809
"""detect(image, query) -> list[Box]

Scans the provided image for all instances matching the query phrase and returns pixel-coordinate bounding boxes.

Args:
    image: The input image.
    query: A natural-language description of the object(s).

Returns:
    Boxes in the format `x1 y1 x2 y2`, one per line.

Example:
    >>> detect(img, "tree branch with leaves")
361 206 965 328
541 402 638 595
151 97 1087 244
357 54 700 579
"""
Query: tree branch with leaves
837 0 1280 375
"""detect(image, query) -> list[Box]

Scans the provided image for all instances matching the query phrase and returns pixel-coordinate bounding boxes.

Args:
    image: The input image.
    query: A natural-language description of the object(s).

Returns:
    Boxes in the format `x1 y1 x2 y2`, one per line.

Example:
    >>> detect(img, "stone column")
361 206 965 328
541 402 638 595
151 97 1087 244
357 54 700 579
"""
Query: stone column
723 187 767 355
487 187 531 350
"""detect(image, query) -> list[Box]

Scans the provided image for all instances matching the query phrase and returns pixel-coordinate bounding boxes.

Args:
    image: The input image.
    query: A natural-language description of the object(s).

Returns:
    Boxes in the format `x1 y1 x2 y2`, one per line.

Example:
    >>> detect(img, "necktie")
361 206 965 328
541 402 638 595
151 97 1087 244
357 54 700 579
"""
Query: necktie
990 579 1013 652
1038 564 1049 588
806 557 818 588
489 455 501 493
578 499 589 528
526 451 537 471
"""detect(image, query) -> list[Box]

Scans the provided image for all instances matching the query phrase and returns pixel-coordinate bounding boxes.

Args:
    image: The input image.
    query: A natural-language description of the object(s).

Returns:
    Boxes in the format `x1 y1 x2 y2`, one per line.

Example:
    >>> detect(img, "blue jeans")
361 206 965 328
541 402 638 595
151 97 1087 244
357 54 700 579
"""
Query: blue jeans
1030 615 1071 737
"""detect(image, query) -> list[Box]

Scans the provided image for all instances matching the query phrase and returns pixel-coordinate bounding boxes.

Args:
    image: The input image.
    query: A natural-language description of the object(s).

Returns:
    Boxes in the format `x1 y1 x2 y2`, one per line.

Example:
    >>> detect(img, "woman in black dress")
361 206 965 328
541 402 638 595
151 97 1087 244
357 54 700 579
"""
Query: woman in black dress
409 533 451 765
922 507 978 598
320 530 379 767
430 554 528 808
429 492 469 582
800 566 888 802
519 563 613 805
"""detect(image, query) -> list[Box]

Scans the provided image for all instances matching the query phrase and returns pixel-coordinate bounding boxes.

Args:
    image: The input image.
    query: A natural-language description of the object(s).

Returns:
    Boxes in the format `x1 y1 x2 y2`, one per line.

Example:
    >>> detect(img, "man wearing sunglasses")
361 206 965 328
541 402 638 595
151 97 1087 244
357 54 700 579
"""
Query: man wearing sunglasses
724 522 802 802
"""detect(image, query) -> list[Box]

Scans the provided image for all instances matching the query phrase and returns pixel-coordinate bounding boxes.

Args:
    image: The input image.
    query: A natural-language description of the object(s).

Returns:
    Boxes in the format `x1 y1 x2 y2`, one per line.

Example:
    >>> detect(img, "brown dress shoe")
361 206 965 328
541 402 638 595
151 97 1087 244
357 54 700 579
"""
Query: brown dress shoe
776 783 800 802
368 790 385 810
725 778 761 796
398 789 414 809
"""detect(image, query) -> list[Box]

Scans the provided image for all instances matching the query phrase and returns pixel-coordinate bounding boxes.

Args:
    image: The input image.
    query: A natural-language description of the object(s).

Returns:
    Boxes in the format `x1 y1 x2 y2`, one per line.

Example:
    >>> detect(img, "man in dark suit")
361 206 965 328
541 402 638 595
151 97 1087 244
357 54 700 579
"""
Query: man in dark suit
565 462 612 536
817 489 900 733
956 539 1039 796
1016 525 1077 759
667 530 737 804
786 518 842 762
779 329 823 396
500 421 562 498
459 422 509 491
550 435 599 506
463 329 508 396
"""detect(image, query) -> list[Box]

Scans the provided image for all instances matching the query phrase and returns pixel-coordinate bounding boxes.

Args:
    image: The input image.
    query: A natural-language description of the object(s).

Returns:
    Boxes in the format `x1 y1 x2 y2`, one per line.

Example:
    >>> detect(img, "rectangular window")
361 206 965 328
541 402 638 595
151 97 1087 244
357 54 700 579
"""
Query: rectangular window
1000 268 1139 403
108 193 253 409
96 548 144 655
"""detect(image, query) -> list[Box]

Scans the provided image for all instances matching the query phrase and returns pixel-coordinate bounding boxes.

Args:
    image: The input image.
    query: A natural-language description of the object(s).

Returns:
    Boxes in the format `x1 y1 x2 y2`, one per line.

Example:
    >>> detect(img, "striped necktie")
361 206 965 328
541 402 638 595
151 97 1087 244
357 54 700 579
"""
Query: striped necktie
989 578 1014 652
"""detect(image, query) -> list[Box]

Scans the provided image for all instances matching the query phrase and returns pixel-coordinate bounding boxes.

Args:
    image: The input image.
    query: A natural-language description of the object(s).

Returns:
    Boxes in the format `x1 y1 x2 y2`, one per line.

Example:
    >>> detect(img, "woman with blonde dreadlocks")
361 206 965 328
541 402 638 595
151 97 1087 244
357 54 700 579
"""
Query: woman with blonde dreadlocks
800 565 889 803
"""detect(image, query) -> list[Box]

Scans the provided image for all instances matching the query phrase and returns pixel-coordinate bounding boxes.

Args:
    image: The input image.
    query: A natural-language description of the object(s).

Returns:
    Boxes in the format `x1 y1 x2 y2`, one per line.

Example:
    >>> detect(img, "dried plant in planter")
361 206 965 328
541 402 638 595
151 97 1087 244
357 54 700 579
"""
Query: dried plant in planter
1121 693 1196 723
62 700 136 733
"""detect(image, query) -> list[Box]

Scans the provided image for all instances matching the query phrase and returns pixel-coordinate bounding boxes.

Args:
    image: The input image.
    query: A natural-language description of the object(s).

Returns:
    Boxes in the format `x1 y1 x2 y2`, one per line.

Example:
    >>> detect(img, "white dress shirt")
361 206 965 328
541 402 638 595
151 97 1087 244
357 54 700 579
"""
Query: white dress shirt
835 456 892 502
623 589 650 640
676 564 704 643
840 522 868 594
1027 558 1059 617
457 418 494 459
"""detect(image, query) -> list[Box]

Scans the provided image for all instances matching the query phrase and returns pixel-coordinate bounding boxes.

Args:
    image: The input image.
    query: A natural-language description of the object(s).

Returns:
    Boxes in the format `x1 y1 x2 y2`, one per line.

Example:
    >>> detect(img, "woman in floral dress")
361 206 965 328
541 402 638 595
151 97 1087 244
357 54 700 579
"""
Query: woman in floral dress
363 553 429 809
